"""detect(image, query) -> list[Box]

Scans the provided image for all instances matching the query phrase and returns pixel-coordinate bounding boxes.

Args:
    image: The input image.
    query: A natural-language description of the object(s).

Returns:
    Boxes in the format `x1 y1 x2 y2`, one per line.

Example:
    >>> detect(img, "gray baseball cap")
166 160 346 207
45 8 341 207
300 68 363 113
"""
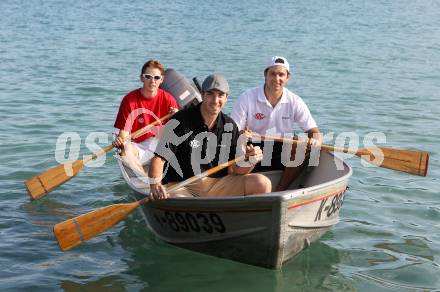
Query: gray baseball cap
201 74 229 94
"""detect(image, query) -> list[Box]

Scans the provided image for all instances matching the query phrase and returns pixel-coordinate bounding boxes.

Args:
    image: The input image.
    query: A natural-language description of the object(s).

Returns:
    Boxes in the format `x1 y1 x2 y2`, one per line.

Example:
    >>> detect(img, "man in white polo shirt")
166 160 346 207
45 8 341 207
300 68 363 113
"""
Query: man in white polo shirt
231 56 322 191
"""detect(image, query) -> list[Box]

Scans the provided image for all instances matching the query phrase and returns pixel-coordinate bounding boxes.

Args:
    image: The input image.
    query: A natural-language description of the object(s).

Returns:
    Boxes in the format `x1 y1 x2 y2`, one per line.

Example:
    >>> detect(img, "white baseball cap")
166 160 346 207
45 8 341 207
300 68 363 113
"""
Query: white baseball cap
265 56 290 73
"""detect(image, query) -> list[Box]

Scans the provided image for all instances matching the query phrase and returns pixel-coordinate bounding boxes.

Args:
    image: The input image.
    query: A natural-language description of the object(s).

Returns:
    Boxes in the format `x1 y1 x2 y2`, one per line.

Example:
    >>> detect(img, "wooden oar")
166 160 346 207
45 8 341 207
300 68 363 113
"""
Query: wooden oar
53 156 243 251
25 114 173 200
255 133 429 177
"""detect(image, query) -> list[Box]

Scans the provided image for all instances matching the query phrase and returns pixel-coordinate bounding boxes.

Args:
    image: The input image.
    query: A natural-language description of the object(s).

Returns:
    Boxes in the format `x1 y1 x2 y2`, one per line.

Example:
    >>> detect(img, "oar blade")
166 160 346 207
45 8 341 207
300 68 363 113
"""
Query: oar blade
54 202 140 251
359 147 429 176
25 160 85 200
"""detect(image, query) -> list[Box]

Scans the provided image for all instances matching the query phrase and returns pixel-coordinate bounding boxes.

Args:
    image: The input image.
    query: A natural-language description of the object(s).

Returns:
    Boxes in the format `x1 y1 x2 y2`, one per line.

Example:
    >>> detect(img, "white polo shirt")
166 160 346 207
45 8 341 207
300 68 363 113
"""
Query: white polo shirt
231 85 317 137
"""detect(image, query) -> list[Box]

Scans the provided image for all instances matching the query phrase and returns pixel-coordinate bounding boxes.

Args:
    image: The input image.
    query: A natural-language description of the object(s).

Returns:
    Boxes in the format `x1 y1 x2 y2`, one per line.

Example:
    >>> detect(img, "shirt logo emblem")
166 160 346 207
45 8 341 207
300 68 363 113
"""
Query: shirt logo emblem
138 117 145 123
255 113 265 120
189 139 201 148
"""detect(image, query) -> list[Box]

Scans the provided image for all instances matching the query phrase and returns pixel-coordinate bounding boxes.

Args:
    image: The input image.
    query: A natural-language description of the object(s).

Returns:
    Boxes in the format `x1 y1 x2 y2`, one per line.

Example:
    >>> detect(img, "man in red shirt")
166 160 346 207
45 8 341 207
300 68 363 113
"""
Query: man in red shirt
113 59 178 175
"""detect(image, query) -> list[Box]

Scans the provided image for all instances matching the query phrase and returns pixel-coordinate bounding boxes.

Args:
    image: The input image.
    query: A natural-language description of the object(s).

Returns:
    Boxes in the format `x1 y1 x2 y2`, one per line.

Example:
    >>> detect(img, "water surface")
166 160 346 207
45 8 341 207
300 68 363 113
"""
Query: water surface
1 0 439 291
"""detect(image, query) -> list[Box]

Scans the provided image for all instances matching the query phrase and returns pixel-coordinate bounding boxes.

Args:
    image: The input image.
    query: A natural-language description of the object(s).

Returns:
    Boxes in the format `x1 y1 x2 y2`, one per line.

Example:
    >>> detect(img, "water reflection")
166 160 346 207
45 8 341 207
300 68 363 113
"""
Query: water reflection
105 211 356 292
61 275 143 292
275 241 355 292
375 237 434 261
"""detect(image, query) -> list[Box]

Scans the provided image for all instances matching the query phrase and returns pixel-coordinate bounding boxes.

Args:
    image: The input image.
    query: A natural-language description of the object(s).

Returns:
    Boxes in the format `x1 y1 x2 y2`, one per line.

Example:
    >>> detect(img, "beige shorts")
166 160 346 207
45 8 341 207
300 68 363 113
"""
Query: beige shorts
166 175 247 197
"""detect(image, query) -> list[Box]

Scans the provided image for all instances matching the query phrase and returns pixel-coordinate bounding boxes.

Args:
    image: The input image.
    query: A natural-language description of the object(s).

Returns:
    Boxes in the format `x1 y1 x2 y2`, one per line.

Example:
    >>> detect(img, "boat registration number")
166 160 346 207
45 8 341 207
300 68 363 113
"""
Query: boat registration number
314 191 345 222
153 211 226 233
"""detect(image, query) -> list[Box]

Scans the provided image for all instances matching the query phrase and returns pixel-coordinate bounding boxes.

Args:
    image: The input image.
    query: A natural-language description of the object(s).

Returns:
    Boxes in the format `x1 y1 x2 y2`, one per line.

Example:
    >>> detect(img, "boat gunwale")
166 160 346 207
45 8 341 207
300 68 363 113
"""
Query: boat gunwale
118 151 353 210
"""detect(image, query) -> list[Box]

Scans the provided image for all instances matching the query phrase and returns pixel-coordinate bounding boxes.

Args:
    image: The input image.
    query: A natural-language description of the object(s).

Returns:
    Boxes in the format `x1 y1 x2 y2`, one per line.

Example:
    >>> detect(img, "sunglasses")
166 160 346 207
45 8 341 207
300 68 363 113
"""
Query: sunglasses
142 74 162 81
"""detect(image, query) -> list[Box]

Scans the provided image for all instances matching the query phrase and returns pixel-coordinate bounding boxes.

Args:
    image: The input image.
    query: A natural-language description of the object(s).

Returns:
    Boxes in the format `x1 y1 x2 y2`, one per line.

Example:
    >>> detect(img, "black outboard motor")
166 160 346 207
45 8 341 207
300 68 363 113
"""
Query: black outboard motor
160 68 202 109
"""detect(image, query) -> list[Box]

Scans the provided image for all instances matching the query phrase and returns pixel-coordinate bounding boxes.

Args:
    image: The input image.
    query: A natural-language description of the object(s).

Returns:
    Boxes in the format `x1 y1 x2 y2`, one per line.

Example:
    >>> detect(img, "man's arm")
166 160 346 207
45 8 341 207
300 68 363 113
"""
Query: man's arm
112 129 130 148
148 155 168 200
306 127 322 148
229 144 263 175
230 92 248 131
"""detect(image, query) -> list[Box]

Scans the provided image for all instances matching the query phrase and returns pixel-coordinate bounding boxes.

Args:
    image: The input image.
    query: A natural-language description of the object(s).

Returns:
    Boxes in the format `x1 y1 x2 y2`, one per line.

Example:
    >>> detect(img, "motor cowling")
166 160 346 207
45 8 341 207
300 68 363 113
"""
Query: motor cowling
160 68 202 109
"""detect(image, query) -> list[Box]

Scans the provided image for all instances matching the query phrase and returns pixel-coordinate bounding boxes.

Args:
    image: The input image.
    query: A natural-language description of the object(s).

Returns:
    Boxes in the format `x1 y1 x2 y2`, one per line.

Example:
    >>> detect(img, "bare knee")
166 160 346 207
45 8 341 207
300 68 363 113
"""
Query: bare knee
120 143 145 174
244 174 272 195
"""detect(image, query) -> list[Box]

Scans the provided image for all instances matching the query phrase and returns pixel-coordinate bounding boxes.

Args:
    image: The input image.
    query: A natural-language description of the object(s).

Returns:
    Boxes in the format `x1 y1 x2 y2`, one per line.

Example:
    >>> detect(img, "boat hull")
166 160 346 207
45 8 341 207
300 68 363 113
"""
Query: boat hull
119 151 351 269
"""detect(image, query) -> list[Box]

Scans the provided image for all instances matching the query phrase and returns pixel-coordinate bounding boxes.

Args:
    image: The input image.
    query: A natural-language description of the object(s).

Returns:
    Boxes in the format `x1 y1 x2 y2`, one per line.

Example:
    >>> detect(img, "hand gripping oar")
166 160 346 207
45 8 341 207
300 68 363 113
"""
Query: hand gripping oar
255 133 429 177
53 156 244 251
25 114 173 200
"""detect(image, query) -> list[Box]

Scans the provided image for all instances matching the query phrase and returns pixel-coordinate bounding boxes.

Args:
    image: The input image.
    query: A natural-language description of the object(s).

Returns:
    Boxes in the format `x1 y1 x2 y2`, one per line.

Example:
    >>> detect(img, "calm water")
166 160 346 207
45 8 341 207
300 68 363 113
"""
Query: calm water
1 0 439 291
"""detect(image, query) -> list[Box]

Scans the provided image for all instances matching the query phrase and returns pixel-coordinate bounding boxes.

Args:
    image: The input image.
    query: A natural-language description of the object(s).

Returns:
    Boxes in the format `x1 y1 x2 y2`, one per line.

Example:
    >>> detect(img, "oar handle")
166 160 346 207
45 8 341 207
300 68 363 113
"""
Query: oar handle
130 113 172 140
255 133 360 155
82 144 115 164
320 144 359 155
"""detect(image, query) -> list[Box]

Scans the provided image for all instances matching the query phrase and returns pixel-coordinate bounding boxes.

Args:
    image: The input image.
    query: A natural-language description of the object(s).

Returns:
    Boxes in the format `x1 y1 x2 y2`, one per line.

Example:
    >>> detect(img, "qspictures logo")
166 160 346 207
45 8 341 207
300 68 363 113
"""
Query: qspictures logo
54 116 388 179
